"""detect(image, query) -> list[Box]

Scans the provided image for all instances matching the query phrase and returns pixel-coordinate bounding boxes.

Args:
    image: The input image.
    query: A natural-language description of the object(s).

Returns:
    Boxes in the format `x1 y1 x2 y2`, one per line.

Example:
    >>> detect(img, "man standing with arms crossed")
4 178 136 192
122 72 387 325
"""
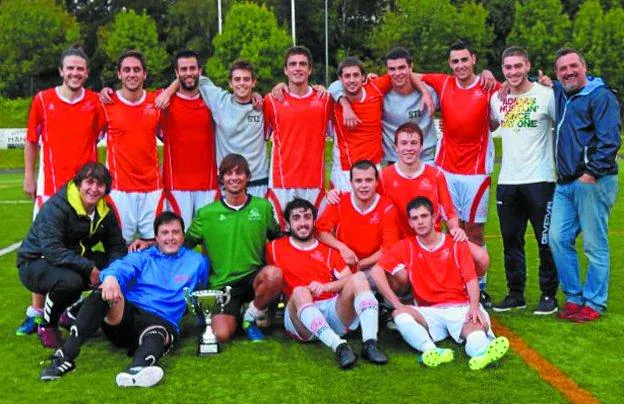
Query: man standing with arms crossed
18 47 105 336
102 50 163 246
548 48 620 322
161 50 219 229
264 46 332 228
419 41 500 307
489 47 559 315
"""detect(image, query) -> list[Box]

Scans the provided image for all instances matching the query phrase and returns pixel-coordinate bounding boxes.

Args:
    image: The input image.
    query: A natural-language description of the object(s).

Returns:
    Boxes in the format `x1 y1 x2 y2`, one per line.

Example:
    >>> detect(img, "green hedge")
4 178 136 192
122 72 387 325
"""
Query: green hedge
0 97 30 128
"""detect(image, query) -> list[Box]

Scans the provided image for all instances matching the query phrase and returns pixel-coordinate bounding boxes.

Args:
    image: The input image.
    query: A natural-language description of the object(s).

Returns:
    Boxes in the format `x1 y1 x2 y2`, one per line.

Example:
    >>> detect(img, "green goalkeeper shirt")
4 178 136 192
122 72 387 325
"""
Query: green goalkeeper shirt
185 195 279 289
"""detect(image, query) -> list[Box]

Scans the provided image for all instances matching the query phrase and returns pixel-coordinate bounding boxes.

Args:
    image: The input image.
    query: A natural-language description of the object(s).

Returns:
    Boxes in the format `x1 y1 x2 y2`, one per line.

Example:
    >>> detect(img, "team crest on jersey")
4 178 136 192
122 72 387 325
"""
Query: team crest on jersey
440 248 450 261
143 103 157 115
80 101 95 112
392 180 399 188
419 178 432 190
48 103 55 111
369 212 380 224
248 208 261 221
310 250 325 263
174 274 190 284
219 214 227 221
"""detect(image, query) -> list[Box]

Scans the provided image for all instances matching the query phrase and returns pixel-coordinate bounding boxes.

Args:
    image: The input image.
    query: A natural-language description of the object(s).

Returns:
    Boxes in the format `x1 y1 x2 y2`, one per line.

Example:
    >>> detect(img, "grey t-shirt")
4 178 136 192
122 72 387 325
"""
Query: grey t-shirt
198 76 269 182
382 84 439 163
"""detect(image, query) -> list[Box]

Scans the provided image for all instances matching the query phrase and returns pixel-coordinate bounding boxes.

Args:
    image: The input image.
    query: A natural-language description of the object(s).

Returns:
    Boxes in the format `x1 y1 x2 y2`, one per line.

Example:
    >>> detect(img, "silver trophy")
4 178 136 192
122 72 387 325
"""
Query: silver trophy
184 286 232 355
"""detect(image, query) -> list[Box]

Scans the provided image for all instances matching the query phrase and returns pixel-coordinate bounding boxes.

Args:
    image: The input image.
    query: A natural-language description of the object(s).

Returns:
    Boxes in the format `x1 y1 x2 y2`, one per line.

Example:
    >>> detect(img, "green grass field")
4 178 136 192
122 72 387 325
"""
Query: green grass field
0 152 623 403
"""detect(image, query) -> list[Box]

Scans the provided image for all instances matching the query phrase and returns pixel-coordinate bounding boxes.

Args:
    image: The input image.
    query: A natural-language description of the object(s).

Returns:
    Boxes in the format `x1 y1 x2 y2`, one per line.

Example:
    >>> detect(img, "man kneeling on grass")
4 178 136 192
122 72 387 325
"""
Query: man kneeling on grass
266 198 387 369
370 197 509 370
40 212 208 387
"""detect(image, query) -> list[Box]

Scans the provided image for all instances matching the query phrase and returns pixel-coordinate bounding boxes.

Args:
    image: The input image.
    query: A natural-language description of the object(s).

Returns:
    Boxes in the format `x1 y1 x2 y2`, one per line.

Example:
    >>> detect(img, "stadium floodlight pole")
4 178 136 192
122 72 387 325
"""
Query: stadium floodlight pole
291 0 296 45
325 0 329 86
218 0 223 34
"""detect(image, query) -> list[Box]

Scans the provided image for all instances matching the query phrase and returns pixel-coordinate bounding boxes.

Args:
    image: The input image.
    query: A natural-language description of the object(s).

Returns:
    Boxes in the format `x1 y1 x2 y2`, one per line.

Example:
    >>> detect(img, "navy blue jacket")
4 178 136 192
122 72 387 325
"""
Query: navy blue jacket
553 77 621 183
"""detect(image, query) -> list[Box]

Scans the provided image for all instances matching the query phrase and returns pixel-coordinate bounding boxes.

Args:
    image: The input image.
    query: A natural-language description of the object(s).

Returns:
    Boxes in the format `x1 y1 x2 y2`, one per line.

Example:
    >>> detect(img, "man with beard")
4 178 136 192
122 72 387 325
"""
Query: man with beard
160 50 219 229
185 154 282 342
156 59 269 198
370 197 509 370
18 47 106 340
316 160 399 278
267 198 387 369
547 48 621 322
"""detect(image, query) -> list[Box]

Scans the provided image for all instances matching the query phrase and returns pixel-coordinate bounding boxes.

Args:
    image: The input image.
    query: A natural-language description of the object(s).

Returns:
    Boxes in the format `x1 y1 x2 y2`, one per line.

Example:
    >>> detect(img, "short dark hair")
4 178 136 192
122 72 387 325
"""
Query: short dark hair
219 153 251 182
153 211 185 237
284 197 317 222
350 160 378 181
384 47 413 65
406 196 434 217
338 56 366 77
117 50 147 71
228 59 256 80
394 121 424 145
449 40 474 56
501 46 529 64
173 50 200 70
73 162 112 195
59 46 89 69
554 47 586 69
284 46 313 68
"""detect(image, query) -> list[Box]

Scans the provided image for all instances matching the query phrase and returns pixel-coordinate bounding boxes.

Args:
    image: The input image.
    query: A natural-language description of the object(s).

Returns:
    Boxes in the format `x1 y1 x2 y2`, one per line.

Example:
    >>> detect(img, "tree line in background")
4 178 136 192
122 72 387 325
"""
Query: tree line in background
0 0 623 98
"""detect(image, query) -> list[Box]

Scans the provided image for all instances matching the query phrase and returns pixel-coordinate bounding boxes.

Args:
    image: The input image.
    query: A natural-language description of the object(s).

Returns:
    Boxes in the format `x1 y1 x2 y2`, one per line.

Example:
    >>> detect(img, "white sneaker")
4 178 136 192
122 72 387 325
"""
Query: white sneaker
116 366 164 387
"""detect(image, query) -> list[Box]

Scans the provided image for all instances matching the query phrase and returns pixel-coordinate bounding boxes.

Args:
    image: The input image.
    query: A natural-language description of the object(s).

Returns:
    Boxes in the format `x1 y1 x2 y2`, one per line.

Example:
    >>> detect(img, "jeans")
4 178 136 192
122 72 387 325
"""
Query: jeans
548 175 618 312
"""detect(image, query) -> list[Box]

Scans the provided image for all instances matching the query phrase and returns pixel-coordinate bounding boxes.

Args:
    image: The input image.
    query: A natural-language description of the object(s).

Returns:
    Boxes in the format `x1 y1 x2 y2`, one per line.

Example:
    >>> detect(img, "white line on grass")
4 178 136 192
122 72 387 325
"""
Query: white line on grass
0 200 31 204
0 242 20 256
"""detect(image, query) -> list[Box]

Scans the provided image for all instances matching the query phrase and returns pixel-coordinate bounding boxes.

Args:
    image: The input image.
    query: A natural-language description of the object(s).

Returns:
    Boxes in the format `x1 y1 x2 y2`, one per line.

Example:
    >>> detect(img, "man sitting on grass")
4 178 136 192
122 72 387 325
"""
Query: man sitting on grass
267 198 387 369
40 211 208 387
370 197 509 370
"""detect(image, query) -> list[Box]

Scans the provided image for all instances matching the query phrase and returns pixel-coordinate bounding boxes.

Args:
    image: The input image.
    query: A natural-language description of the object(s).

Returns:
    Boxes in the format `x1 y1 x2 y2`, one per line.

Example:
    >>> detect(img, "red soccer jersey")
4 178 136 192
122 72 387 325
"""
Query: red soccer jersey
332 75 392 170
316 192 399 266
264 89 332 188
103 91 162 192
161 93 218 191
26 88 104 196
266 237 347 301
378 163 457 237
421 74 499 175
377 235 476 306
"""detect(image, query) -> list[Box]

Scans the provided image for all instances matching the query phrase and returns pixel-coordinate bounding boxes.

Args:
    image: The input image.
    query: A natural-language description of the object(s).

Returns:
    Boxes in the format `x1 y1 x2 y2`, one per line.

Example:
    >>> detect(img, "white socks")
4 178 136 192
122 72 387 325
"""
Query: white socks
394 312 436 352
298 304 345 352
354 291 379 342
243 301 267 323
465 330 490 357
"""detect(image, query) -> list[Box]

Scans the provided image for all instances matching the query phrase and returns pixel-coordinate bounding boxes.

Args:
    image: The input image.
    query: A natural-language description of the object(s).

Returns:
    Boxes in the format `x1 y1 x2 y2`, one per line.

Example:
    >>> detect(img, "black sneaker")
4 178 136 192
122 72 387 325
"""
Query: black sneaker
40 350 75 381
493 295 527 312
479 290 493 309
361 339 388 365
335 342 357 369
533 296 558 315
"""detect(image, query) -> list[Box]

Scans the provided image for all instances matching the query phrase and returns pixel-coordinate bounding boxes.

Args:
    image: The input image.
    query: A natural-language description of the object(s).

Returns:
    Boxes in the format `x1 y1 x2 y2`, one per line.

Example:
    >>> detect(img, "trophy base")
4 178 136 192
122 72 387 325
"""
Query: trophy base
198 342 220 356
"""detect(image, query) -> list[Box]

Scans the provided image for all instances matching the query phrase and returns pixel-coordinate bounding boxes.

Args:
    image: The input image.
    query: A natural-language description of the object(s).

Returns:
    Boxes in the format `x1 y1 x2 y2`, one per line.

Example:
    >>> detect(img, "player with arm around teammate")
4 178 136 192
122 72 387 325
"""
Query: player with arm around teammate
267 198 388 369
370 197 509 370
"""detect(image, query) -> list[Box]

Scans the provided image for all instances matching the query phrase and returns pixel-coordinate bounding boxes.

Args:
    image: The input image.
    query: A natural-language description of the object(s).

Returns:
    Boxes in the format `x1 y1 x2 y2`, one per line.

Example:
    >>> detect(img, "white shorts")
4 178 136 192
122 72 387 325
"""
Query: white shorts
247 184 268 199
32 194 51 220
414 304 494 343
284 296 359 342
442 170 491 224
267 187 326 229
164 190 218 231
108 189 163 242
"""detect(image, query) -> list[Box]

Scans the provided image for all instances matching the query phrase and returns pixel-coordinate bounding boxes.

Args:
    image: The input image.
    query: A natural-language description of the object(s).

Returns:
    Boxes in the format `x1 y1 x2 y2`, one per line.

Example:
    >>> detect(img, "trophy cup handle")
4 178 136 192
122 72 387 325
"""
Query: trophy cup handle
222 286 232 308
